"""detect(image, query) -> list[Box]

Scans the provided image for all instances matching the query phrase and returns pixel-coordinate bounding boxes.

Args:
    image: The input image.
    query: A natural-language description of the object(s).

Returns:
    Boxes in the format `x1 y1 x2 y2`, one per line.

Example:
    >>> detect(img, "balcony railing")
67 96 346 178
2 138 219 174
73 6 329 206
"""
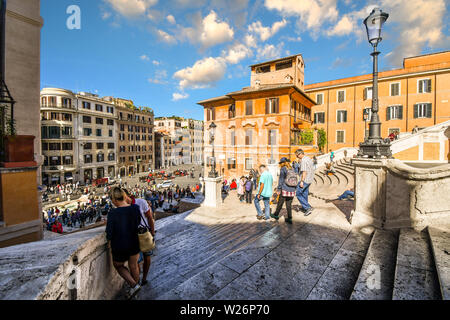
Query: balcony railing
41 104 76 110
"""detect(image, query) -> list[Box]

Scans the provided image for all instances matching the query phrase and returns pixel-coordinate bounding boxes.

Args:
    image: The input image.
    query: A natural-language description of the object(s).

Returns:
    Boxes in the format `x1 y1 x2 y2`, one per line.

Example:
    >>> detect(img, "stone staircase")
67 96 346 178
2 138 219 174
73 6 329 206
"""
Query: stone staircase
310 158 355 201
131 190 449 300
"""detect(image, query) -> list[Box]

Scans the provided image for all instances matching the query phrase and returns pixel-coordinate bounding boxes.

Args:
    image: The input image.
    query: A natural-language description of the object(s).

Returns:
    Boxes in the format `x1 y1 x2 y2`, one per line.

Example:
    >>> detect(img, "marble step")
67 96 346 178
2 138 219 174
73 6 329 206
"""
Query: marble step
428 227 450 300
307 228 374 300
142 220 277 299
156 223 282 300
350 229 399 300
392 228 441 300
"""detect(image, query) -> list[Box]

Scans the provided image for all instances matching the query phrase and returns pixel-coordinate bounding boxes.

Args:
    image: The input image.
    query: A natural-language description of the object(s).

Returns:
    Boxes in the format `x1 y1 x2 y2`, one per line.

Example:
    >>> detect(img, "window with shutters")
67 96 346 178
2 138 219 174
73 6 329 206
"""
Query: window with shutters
363 87 373 100
390 83 400 96
316 93 323 105
336 130 345 143
83 128 92 136
337 110 347 123
268 130 277 145
95 104 103 112
83 116 91 123
314 112 325 124
265 98 279 114
228 104 236 119
246 100 253 115
386 105 403 120
107 119 114 126
230 131 236 146
82 102 91 109
414 103 432 118
418 79 431 93
337 90 345 103
245 158 253 170
245 129 253 145
96 129 102 137
97 143 104 150
227 158 236 170
96 117 103 125
97 153 105 162
84 154 93 164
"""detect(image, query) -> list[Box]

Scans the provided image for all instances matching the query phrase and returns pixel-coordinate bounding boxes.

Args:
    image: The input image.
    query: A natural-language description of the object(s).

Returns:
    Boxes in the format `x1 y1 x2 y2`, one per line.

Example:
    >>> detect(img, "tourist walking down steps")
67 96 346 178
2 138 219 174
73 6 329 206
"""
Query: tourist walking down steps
294 149 316 216
270 158 297 224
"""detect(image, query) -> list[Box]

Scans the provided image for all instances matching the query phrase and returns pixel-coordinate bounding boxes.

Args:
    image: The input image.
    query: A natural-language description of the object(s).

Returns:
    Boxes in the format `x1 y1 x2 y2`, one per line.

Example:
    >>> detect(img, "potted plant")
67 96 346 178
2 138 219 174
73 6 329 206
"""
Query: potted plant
0 108 36 167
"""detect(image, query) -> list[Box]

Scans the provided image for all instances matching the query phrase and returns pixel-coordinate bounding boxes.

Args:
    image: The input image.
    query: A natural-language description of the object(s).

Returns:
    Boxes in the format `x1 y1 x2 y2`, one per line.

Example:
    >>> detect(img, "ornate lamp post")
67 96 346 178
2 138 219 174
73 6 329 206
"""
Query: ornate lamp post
0 0 16 162
358 8 392 158
208 122 218 178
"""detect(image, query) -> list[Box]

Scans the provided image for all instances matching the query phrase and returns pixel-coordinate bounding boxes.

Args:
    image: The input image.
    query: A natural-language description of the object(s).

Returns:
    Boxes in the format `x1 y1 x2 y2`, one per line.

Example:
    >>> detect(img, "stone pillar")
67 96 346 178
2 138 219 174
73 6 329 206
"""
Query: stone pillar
352 158 450 230
351 158 387 229
202 176 223 208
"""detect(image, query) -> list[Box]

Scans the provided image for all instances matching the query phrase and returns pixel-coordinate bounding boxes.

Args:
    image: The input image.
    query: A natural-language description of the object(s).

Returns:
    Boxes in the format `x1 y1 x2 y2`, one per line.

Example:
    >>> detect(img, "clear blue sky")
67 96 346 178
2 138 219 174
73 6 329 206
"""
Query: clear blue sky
40 0 450 120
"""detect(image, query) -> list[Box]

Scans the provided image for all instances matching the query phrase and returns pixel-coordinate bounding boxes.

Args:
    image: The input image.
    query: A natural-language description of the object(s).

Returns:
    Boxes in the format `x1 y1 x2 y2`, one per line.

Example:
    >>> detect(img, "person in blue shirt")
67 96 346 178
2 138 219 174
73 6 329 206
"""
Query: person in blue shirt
254 165 273 221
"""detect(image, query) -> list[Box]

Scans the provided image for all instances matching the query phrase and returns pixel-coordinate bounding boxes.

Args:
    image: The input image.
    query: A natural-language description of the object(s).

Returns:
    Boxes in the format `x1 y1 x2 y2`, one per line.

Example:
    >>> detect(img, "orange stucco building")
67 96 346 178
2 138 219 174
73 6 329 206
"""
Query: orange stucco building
198 55 316 180
305 51 450 153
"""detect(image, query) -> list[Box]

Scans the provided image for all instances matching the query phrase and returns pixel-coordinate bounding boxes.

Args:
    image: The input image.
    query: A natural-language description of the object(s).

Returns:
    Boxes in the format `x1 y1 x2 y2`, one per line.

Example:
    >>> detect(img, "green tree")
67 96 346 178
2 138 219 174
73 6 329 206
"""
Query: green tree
300 129 314 145
317 128 327 152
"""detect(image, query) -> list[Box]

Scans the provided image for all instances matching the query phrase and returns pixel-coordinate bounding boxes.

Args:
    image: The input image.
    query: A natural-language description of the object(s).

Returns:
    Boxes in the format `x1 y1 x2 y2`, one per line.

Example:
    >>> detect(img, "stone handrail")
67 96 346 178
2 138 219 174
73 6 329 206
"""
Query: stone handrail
315 147 358 168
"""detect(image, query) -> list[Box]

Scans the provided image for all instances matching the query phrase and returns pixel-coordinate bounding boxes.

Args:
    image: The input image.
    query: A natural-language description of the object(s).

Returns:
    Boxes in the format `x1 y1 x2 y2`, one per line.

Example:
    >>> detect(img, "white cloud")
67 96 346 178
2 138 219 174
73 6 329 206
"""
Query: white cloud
157 29 177 44
102 11 112 20
257 43 283 61
265 0 339 34
248 19 287 42
199 11 235 48
140 54 150 61
166 14 176 24
105 0 158 17
152 60 161 65
223 43 252 64
172 92 190 101
244 34 258 48
325 0 449 66
148 70 168 84
174 57 227 89
178 11 234 49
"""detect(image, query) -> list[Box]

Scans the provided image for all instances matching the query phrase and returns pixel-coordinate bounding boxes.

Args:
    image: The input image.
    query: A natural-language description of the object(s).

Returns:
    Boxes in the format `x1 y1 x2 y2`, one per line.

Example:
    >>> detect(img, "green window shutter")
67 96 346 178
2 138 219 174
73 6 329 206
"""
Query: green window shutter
413 104 418 118
386 107 391 121
398 106 403 120
275 98 280 113
265 99 269 114
418 81 423 93
427 80 432 93
426 103 432 118
344 111 347 122
363 88 367 100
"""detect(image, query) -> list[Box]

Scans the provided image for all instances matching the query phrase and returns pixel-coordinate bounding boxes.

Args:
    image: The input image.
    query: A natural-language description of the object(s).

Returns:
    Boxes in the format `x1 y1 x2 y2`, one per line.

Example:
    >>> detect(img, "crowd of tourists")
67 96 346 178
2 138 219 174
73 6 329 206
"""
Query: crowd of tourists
223 149 317 224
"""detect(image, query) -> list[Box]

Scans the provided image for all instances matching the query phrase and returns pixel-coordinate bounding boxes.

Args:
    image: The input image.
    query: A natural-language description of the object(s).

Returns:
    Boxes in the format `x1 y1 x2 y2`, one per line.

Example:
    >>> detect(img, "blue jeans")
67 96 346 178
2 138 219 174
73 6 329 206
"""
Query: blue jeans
296 183 311 211
338 190 354 200
254 196 271 219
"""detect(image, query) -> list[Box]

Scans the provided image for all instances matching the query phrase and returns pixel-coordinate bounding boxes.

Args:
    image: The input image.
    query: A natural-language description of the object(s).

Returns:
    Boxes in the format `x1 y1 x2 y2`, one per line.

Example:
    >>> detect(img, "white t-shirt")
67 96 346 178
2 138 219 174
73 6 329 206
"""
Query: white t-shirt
135 198 150 228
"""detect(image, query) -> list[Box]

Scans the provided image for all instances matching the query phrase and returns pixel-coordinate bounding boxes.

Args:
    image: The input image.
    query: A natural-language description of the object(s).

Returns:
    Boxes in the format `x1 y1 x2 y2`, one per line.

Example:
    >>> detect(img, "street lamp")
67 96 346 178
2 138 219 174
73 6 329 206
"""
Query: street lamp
358 8 392 158
208 122 218 178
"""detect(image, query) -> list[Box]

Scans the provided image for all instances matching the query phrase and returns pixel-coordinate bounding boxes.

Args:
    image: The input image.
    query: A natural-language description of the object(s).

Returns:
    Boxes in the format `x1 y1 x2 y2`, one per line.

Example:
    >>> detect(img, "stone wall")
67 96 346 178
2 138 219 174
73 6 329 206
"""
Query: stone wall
0 227 124 300
352 158 450 230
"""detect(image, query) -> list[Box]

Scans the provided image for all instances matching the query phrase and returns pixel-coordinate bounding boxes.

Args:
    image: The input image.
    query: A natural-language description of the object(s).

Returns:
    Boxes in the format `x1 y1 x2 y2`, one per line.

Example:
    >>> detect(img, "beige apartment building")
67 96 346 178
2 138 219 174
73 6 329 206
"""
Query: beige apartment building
305 51 450 154
40 89 118 184
115 98 155 177
182 118 204 165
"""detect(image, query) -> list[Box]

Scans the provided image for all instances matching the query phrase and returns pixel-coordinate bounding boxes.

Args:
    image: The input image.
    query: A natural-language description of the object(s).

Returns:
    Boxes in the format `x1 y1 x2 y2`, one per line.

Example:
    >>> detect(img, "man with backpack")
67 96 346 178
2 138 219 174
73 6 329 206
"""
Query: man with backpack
270 158 297 224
